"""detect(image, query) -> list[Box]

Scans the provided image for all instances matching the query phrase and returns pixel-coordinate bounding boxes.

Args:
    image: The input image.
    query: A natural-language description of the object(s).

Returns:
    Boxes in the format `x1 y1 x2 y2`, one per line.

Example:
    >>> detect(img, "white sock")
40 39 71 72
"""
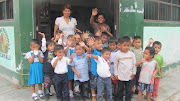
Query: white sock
69 90 73 94
38 90 43 94
32 93 37 97
92 94 96 97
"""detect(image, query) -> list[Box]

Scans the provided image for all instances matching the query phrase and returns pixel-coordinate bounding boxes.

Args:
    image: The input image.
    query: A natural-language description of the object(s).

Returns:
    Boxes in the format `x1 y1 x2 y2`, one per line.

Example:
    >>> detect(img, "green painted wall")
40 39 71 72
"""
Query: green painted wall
0 0 34 86
119 0 144 39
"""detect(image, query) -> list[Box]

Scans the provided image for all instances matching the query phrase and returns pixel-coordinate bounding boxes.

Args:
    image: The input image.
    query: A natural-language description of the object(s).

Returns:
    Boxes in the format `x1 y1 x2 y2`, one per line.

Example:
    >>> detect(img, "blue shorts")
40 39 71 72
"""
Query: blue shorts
139 82 154 92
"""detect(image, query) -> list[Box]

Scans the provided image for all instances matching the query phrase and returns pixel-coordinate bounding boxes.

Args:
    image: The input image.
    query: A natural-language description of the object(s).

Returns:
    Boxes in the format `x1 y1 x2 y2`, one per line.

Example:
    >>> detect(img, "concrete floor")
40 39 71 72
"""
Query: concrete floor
0 67 180 101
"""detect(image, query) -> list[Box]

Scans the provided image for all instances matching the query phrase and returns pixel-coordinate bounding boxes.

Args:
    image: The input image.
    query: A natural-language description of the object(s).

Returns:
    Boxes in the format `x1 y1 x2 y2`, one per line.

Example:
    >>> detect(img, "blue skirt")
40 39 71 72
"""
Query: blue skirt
28 62 44 85
67 65 74 80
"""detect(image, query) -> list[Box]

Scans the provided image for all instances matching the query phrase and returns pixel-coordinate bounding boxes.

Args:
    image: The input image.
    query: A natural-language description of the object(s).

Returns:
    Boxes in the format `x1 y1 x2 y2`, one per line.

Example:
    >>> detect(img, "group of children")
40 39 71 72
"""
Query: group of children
25 30 165 101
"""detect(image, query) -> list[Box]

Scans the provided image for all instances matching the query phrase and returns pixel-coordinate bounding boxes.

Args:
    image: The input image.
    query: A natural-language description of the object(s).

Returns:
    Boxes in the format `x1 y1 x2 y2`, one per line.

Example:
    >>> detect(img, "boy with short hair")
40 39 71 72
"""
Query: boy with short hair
130 36 144 94
151 41 165 101
71 42 90 100
101 32 109 48
88 36 103 101
51 45 75 101
114 36 136 101
108 37 118 95
86 47 113 101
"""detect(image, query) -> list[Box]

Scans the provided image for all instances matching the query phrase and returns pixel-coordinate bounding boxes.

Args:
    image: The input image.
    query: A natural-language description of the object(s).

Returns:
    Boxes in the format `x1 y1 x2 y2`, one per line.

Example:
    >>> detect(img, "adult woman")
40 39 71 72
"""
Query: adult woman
54 4 77 43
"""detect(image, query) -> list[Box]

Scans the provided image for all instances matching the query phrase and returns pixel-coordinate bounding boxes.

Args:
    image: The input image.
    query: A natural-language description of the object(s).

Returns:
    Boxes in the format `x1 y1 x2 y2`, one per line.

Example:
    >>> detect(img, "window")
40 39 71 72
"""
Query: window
0 0 13 20
144 0 180 21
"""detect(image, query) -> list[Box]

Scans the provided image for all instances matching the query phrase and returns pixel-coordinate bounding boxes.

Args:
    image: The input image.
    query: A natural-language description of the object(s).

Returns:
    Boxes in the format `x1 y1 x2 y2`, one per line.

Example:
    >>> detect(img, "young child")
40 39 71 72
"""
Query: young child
108 37 118 95
25 39 44 101
138 47 158 101
86 47 112 101
74 32 81 44
114 36 136 101
101 32 109 48
117 38 121 50
151 41 165 101
64 35 76 98
88 36 102 101
71 42 90 100
38 32 56 100
90 8 113 37
51 45 75 101
130 36 144 94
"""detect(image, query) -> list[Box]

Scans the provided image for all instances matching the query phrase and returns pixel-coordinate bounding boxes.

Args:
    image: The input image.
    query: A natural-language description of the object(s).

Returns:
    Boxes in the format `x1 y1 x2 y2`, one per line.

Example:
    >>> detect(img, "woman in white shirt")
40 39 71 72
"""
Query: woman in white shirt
54 4 77 43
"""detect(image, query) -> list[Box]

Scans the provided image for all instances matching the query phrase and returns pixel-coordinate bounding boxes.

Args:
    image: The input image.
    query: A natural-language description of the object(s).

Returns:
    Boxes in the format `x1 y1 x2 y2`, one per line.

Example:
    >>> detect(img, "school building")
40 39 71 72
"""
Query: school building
0 0 180 86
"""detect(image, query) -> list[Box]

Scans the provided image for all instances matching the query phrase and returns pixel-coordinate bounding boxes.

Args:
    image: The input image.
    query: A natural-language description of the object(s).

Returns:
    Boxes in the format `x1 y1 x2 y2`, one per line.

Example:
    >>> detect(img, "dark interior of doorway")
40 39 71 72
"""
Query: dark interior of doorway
49 0 115 38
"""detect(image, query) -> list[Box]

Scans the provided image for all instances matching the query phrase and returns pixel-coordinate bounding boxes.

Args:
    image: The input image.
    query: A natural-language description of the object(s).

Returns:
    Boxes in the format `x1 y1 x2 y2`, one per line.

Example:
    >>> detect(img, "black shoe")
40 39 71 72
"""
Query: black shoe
135 90 139 94
44 95 49 100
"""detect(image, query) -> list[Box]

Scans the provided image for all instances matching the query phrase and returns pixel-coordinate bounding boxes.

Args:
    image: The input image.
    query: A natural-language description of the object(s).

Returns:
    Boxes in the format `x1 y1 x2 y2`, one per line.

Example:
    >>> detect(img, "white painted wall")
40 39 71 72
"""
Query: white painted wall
143 27 180 65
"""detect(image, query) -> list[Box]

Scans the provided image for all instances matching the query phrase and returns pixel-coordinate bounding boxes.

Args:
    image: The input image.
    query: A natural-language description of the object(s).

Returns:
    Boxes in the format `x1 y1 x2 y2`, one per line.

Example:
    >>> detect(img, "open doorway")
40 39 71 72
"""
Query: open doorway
34 0 119 41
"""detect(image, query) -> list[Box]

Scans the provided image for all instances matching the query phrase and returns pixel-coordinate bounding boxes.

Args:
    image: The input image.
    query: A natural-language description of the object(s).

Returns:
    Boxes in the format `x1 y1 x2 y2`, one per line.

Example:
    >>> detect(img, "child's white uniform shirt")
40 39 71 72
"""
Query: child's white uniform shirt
51 56 71 74
95 56 111 78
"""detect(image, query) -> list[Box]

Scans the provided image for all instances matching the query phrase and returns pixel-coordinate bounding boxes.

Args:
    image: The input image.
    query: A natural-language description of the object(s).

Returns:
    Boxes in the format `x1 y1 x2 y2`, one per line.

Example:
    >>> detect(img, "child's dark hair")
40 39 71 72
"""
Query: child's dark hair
94 36 101 41
108 37 118 44
133 36 141 40
56 30 62 34
101 47 111 54
97 13 105 19
67 35 75 39
118 36 130 44
88 33 94 38
153 41 162 48
75 43 85 49
46 40 55 47
54 45 64 52
101 32 109 37
30 39 39 45
145 47 155 56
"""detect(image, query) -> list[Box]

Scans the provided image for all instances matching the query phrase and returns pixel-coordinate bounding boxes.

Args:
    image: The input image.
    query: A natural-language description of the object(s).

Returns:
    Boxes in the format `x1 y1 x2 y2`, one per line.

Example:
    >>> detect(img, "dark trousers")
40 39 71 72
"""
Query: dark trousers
115 80 133 101
74 80 89 100
54 73 70 101
44 73 55 97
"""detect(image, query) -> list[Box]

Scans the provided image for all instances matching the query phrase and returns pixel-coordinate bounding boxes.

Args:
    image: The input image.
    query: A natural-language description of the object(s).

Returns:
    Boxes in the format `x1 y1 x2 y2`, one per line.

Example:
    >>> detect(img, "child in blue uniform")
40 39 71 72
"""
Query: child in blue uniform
64 35 76 98
25 39 44 101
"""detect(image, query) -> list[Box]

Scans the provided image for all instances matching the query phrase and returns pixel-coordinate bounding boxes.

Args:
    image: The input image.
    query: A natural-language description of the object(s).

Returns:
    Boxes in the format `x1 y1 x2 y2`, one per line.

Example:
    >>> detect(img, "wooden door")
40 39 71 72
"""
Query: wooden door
34 0 51 43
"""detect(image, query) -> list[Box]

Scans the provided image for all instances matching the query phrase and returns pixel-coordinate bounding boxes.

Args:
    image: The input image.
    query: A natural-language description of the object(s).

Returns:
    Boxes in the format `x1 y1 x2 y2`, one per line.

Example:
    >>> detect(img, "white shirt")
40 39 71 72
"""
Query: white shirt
95 56 111 78
114 50 136 81
55 16 77 42
110 50 118 75
51 56 71 74
25 50 44 63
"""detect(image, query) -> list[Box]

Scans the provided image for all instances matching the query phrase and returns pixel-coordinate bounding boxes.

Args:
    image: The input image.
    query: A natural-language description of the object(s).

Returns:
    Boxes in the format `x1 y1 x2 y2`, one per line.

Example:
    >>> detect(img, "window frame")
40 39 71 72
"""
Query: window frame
0 0 14 21
144 0 180 23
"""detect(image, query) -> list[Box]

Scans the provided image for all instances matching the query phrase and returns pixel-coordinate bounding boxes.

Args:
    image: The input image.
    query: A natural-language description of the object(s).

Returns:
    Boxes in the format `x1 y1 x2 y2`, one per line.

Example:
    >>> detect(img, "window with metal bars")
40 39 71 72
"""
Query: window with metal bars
0 0 13 20
144 0 180 21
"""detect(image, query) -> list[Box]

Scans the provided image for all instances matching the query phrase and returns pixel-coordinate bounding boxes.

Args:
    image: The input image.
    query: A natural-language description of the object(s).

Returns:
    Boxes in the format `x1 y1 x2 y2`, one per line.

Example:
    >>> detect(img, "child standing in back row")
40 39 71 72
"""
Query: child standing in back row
130 36 144 94
114 36 136 101
64 35 76 98
108 37 118 95
88 36 103 101
25 39 44 101
138 47 158 101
